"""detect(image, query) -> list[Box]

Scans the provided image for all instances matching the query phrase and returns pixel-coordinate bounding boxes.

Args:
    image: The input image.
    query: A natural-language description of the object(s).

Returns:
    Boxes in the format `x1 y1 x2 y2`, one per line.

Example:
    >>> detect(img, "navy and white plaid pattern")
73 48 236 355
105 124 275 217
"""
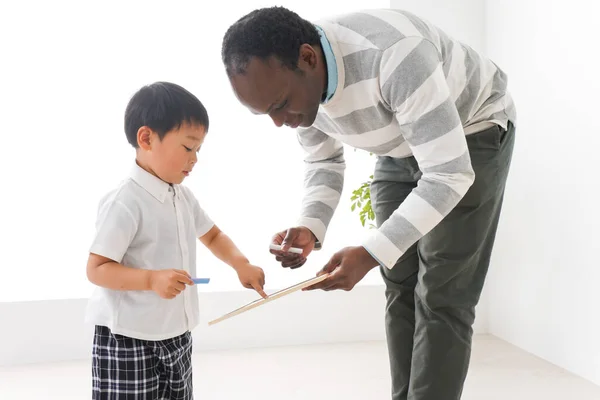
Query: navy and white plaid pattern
92 325 193 399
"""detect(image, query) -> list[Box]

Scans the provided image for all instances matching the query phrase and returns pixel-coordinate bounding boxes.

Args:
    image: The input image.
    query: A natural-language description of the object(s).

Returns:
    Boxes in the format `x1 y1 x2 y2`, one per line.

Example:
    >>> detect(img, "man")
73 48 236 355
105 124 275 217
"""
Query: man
221 6 515 400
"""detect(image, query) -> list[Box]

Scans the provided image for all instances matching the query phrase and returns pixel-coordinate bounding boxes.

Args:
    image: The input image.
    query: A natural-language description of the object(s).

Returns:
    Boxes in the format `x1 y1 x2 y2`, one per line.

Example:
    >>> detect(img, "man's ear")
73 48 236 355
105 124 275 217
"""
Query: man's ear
298 43 318 69
137 126 154 150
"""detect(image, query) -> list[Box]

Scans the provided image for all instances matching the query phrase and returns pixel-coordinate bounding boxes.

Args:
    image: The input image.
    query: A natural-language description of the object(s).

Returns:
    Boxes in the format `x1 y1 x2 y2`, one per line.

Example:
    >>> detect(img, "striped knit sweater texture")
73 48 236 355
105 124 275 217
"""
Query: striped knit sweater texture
295 9 516 268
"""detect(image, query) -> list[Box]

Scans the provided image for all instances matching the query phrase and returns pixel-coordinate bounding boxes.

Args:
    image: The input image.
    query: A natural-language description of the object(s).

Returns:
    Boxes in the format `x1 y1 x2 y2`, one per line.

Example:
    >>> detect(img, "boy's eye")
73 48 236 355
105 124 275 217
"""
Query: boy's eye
183 145 192 152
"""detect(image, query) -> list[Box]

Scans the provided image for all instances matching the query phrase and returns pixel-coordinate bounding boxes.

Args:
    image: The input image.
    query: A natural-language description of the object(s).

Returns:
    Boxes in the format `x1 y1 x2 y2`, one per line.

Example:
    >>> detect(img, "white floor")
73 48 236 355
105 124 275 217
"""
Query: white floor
1 335 599 399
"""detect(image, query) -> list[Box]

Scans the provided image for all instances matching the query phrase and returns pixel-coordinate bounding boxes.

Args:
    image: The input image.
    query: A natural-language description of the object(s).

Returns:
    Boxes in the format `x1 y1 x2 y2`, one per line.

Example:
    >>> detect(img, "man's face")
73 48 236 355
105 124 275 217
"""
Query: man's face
228 46 325 129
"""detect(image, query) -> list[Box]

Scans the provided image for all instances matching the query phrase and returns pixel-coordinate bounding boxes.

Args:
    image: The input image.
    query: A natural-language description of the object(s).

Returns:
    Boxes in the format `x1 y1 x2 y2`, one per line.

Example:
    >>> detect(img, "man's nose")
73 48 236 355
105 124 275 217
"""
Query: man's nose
269 113 285 127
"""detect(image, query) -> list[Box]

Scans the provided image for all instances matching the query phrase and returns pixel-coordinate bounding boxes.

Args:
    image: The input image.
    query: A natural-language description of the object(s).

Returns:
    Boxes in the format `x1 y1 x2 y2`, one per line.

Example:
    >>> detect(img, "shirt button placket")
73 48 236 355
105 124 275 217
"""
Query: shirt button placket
173 188 191 327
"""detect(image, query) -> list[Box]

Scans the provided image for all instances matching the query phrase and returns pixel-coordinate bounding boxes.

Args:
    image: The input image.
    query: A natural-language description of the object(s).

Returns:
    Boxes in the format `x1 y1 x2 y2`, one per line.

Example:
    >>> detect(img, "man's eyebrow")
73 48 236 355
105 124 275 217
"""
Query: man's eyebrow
186 136 201 141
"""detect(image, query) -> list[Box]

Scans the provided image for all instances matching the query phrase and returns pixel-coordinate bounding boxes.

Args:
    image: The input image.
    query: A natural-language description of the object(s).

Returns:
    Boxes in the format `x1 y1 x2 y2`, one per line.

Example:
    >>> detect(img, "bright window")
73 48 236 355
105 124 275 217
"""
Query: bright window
0 0 387 301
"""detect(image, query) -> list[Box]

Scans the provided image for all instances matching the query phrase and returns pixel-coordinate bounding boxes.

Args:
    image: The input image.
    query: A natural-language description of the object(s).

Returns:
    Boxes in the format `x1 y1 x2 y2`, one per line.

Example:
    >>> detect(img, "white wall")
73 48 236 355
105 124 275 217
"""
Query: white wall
0 0 386 303
484 0 600 387
391 0 486 52
0 1 490 367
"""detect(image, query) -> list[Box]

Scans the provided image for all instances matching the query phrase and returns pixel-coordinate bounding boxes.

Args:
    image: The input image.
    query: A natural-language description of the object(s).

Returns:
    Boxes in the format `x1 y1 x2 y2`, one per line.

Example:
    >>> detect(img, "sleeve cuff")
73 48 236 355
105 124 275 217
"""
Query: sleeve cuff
295 217 327 250
89 245 125 264
196 222 214 238
361 229 404 269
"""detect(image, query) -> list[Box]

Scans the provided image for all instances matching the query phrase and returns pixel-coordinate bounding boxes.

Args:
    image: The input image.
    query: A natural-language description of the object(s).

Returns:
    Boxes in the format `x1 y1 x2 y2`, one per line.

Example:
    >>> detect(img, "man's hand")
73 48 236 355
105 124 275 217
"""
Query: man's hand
270 227 316 269
237 264 268 299
304 246 380 291
150 269 193 299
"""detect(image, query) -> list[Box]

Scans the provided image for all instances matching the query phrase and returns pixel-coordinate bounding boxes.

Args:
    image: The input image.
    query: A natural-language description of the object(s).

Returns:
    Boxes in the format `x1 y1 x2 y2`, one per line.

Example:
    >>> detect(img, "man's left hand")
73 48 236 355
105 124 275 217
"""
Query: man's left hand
304 246 380 292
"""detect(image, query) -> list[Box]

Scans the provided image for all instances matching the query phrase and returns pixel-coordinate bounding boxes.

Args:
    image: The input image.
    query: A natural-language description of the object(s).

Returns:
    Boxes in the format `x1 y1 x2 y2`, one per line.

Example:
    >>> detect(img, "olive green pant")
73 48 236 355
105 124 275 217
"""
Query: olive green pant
371 122 515 400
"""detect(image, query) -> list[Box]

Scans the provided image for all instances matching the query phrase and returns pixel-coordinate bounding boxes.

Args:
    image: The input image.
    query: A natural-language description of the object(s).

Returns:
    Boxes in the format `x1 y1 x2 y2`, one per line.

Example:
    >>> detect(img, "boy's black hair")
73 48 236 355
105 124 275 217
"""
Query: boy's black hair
221 6 320 75
124 82 209 148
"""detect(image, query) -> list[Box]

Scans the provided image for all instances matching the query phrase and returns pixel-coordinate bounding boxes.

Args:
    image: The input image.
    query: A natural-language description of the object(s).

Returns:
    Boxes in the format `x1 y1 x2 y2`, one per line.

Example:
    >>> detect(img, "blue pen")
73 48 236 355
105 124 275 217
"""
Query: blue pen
192 278 210 284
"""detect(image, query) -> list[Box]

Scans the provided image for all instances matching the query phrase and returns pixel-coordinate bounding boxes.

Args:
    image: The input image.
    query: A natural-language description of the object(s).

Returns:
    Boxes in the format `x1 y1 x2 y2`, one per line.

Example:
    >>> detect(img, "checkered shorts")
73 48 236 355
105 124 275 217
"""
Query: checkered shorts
92 325 193 399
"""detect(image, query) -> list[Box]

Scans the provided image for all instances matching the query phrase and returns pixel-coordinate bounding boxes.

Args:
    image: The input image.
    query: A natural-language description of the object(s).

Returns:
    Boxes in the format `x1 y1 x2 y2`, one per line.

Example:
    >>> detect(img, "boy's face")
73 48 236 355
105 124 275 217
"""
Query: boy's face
138 123 206 185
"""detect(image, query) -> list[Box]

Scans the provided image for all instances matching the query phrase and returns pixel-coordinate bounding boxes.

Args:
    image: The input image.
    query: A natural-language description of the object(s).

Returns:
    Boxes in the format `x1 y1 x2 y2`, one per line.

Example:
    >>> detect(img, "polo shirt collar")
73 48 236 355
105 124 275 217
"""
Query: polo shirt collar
315 24 337 104
130 162 179 203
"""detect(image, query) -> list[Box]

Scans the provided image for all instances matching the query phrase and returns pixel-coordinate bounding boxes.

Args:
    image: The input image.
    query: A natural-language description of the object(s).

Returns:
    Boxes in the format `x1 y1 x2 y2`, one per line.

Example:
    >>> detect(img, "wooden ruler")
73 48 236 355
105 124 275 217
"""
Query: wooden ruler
208 273 330 326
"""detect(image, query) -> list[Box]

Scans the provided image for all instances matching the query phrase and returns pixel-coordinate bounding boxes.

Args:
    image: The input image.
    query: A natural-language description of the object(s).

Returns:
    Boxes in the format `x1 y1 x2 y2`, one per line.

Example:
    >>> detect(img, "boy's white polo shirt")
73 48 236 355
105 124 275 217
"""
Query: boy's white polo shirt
85 162 214 341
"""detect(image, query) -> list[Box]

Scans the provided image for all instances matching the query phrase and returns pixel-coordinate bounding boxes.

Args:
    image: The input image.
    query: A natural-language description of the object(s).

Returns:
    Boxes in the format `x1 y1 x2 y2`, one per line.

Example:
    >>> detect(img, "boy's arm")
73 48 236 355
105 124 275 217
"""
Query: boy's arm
86 254 192 299
189 191 267 298
200 225 267 298
87 253 153 291
199 225 249 271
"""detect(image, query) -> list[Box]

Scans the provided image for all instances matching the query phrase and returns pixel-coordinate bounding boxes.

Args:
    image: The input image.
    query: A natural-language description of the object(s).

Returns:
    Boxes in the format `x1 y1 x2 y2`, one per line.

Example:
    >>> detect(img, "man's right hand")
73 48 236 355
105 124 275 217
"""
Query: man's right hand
270 226 316 269
149 269 193 299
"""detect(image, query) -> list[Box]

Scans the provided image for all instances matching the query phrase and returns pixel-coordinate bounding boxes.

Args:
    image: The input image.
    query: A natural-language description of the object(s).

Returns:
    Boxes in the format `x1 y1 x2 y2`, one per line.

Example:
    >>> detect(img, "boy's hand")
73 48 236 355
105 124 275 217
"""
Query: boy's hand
237 264 268 299
150 269 193 299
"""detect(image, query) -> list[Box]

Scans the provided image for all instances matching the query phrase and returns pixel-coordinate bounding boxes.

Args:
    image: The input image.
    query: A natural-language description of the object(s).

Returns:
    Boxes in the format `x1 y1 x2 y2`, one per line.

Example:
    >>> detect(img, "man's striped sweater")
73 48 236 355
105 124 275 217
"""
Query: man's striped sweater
296 9 516 269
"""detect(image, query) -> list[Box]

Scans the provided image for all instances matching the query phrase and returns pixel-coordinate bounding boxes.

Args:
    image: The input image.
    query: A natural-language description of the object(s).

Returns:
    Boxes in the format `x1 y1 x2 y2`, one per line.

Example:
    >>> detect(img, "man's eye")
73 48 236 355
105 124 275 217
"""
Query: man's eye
183 146 192 152
275 100 288 111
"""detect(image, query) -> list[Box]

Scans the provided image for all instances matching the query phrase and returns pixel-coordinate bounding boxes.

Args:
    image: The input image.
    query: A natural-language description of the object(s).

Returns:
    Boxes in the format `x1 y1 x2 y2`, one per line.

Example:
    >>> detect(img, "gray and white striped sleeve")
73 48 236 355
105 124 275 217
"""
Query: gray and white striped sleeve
362 36 475 269
295 126 346 248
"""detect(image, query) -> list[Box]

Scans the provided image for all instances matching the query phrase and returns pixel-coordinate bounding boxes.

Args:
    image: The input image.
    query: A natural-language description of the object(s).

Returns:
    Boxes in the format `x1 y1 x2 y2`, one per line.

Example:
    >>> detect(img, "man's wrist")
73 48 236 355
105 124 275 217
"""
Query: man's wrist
306 227 318 243
295 218 326 248
299 226 320 249
361 245 384 269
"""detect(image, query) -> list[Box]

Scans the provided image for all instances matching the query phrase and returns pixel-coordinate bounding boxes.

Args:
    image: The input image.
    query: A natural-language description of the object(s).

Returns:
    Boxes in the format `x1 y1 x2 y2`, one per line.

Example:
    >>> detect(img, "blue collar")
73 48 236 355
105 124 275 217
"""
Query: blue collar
315 25 337 104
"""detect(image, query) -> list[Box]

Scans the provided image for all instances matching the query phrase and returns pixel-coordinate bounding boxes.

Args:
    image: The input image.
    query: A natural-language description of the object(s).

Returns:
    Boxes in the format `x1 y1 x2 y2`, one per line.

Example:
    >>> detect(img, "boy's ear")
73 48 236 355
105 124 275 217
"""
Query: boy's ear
137 126 153 150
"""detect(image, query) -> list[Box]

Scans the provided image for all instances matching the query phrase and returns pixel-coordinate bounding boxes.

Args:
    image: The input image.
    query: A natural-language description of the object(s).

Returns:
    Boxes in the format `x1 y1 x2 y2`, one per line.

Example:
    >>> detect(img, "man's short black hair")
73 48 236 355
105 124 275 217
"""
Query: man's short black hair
221 6 320 75
124 82 209 148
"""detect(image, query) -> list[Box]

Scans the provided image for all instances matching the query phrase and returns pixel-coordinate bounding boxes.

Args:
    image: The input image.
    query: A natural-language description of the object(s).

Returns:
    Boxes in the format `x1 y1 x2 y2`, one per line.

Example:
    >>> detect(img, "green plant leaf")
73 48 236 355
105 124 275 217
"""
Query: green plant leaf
350 174 377 228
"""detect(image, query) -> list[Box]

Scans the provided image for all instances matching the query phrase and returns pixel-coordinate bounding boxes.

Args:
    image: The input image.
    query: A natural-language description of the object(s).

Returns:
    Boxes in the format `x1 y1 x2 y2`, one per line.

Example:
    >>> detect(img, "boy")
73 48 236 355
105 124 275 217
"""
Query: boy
85 81 267 399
